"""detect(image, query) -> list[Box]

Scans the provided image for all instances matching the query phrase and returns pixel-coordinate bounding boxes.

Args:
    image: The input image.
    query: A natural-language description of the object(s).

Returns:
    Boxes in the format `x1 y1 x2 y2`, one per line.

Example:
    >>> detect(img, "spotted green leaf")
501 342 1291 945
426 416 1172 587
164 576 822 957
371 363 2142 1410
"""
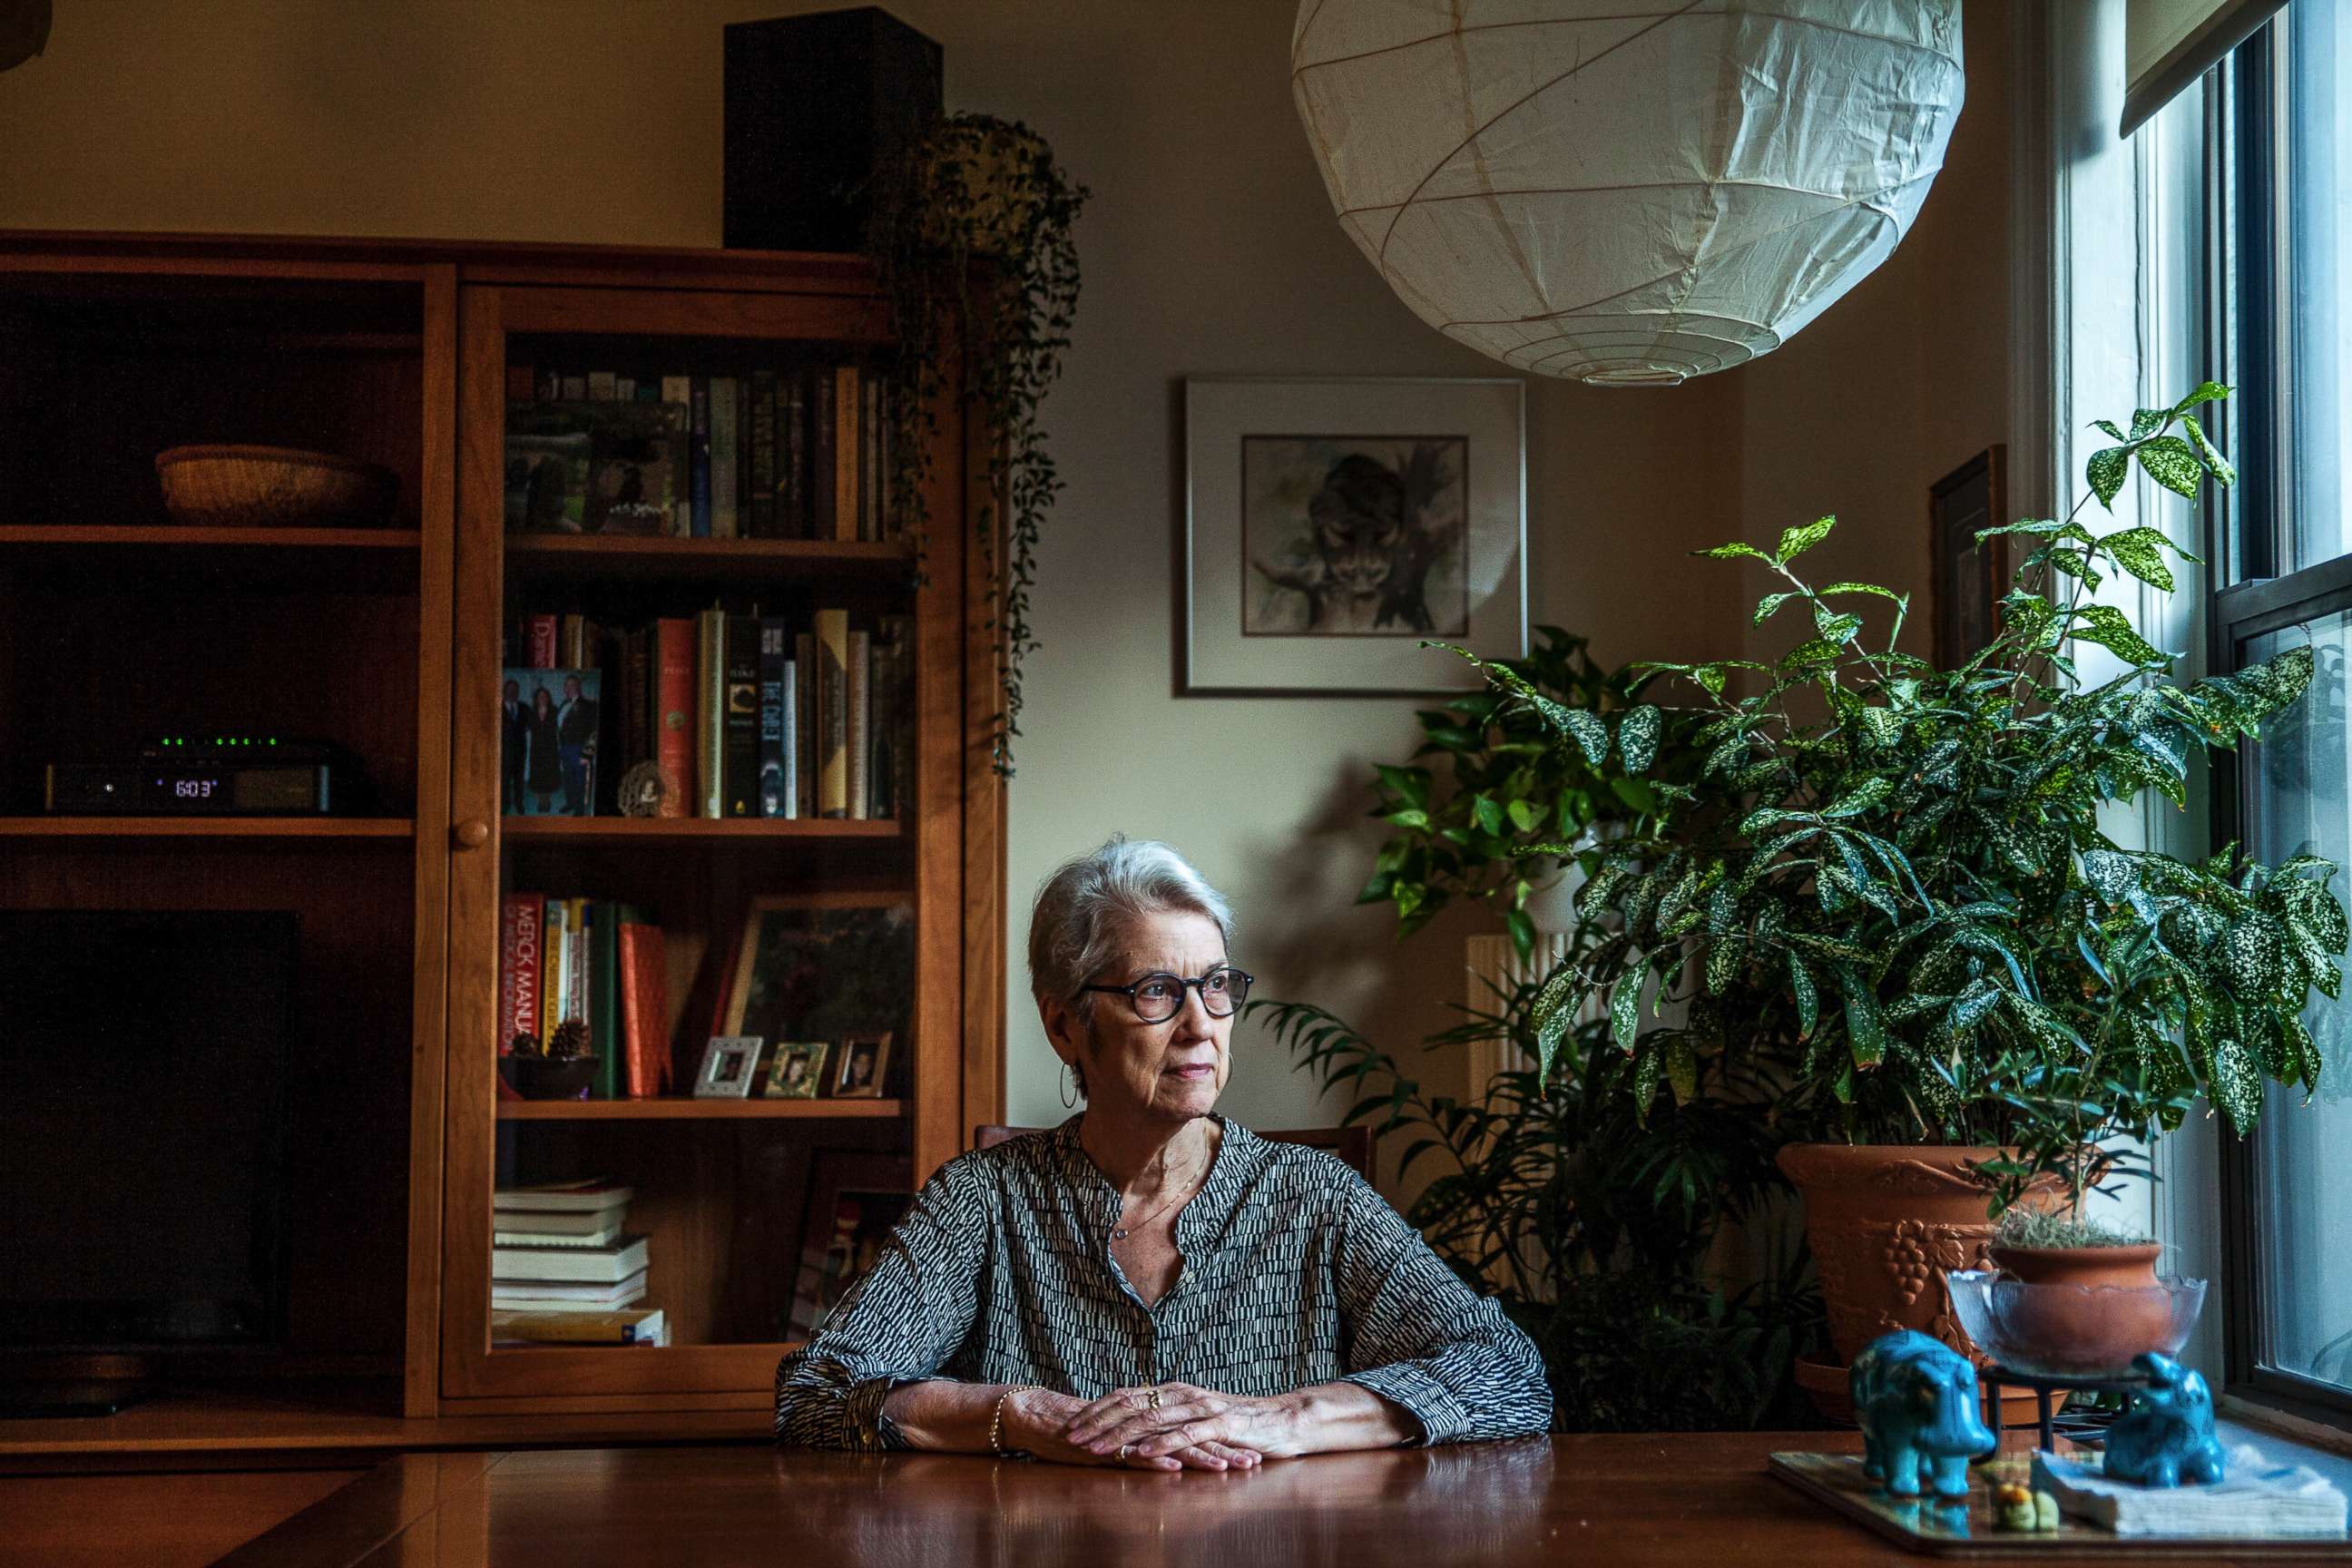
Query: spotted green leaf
2179 413 2236 485
2071 604 2167 668
1789 955 1818 1039
2087 446 2132 508
1610 960 1644 1051
2137 436 2204 497
2209 1039 2262 1135
1617 704 1661 774
2222 917 2284 995
1755 592 1799 626
1777 516 1836 563
2102 528 2176 593
1664 1036 1699 1105
1842 971 1888 1068
2082 849 2139 906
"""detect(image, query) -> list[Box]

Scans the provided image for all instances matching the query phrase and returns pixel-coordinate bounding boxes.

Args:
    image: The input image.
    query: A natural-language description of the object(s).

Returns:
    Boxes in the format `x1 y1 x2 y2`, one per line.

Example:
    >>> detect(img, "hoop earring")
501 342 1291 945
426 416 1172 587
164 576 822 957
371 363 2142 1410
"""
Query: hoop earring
1059 1058 1082 1109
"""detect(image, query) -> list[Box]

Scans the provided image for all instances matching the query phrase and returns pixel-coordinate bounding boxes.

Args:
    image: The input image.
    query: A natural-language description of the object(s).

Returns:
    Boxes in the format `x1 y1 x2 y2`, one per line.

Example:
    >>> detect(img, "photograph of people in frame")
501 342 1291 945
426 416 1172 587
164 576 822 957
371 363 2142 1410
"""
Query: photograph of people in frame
502 666 600 817
761 1041 827 1100
829 1032 891 1099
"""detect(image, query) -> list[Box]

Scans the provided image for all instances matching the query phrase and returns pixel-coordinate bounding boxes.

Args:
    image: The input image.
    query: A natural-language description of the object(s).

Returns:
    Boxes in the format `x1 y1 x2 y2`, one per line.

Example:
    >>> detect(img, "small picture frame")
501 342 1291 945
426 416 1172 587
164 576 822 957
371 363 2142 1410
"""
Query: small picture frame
691 1034 762 1098
789 1151 916 1338
1930 446 2011 670
761 1040 828 1100
829 1032 892 1099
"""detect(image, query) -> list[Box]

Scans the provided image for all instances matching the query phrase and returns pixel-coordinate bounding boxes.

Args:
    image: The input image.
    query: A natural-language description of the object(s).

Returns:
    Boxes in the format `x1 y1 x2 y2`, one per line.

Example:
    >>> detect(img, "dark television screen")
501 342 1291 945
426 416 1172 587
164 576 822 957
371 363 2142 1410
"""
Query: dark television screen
0 910 295 1351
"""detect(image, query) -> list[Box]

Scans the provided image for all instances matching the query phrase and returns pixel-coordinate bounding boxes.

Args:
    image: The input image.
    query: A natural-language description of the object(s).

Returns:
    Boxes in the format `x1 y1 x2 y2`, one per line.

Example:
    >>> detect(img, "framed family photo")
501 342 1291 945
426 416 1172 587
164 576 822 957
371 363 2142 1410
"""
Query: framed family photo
1183 377 1526 694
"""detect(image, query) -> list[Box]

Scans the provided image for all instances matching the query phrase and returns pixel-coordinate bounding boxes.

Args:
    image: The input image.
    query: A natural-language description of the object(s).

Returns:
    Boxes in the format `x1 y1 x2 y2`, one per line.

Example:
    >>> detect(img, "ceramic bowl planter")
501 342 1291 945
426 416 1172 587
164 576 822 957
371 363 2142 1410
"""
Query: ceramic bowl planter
500 1054 598 1101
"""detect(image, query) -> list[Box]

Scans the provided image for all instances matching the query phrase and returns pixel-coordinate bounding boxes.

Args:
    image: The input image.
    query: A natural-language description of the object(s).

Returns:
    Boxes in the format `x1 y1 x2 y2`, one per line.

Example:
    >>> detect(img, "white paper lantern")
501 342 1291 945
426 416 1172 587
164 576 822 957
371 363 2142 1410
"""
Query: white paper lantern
1292 1 1966 386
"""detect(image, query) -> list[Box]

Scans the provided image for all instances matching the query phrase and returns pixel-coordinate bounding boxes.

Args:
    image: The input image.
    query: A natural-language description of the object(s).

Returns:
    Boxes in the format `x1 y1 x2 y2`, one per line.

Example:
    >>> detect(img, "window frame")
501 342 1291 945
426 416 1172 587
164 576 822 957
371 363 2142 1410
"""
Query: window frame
2207 15 2352 1427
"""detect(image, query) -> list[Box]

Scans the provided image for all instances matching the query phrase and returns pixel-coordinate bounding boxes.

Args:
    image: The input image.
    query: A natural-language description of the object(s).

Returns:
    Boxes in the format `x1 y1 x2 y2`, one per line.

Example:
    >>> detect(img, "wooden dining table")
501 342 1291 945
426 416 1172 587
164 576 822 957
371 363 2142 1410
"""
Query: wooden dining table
207 1431 2327 1568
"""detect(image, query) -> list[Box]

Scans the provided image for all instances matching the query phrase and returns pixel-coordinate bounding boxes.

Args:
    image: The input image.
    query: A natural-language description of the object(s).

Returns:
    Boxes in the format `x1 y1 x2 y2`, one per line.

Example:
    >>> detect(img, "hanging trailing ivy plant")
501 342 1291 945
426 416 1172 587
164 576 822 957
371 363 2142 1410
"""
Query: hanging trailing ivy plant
876 113 1088 777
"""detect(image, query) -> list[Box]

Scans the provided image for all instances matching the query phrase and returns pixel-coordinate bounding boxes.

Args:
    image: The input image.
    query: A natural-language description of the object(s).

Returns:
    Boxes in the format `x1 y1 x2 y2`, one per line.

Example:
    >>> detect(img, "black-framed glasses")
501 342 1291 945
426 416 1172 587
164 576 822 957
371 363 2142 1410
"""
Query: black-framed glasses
1078 965 1253 1024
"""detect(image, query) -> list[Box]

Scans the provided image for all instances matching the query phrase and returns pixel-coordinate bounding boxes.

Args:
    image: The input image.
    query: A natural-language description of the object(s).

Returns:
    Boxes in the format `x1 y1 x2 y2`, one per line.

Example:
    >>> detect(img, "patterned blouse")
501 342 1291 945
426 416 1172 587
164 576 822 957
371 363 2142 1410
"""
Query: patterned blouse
773 1115 1552 1450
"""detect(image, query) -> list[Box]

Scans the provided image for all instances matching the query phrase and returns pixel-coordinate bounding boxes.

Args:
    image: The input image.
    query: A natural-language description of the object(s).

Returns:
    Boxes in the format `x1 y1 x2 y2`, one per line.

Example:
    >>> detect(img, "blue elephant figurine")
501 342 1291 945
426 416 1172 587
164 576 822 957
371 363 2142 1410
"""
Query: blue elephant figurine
1852 1329 1999 1500
2103 1353 2225 1487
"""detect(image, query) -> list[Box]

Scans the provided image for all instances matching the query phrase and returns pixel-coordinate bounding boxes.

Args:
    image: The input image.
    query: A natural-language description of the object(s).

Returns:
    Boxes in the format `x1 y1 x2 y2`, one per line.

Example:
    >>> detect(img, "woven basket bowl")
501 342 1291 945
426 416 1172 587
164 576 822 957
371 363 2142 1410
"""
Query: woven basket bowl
154 444 400 528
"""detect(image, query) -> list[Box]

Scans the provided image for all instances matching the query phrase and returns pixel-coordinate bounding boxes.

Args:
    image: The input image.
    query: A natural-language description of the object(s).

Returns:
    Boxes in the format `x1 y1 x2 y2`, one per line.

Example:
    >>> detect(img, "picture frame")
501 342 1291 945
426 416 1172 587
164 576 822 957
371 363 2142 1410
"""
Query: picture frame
1183 376 1526 694
1930 446 2012 671
760 1040 828 1100
691 1034 762 1099
499 666 601 818
829 1031 892 1099
788 1151 916 1338
712 891 915 1063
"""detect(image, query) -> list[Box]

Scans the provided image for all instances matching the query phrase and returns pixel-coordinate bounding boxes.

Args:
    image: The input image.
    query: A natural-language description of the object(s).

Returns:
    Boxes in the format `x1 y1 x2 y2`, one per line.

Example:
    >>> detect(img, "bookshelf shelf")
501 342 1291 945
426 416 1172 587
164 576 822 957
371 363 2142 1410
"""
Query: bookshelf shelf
0 815 416 838
505 534 915 583
0 524 423 550
495 1097 903 1121
501 816 901 843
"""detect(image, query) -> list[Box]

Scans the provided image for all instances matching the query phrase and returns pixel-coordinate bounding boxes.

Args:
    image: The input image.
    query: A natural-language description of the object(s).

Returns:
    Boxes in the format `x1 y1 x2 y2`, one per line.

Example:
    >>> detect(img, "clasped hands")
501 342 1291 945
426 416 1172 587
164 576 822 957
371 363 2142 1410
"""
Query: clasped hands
1009 1381 1304 1472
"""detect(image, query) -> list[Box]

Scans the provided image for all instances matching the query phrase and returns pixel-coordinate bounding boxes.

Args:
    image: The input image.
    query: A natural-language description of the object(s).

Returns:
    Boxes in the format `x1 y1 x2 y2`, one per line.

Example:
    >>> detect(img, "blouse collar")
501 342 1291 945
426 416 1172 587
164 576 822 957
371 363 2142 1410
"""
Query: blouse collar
1052 1112 1259 1237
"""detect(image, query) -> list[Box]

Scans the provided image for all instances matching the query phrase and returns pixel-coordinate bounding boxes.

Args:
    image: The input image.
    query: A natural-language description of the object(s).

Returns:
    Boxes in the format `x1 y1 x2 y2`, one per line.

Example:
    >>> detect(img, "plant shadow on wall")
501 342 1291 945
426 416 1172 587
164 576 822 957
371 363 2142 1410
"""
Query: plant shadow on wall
875 113 1088 778
1252 629 1828 1433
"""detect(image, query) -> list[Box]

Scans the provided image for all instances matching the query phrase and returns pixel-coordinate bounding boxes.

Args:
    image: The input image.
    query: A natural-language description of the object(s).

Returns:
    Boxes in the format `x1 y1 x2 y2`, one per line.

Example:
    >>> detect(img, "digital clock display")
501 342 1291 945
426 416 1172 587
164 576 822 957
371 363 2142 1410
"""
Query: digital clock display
155 772 228 805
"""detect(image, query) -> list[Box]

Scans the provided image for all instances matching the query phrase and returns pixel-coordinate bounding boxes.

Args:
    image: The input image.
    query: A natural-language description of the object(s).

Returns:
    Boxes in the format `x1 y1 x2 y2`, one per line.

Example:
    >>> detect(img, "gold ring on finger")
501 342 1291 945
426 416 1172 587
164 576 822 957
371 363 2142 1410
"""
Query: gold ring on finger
1147 1387 1162 1410
1119 1443 1133 1460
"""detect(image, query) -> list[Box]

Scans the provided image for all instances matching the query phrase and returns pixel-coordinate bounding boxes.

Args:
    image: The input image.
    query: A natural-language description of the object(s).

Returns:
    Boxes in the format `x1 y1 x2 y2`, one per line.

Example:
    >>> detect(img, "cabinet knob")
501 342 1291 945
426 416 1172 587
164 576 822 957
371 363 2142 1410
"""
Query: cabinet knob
453 818 491 849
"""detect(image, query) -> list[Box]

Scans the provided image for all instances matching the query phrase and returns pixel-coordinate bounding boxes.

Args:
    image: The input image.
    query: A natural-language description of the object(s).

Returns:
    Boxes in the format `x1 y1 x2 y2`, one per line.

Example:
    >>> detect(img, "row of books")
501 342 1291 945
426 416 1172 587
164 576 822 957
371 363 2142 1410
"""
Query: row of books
491 1181 664 1345
506 608 912 821
503 361 895 542
497 896 670 1098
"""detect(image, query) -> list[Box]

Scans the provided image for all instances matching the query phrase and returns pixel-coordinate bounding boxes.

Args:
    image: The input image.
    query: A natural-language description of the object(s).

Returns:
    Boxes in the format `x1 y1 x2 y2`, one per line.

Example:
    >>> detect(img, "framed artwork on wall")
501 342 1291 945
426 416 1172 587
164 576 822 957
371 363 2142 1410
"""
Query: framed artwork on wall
1930 446 2011 670
1183 377 1526 694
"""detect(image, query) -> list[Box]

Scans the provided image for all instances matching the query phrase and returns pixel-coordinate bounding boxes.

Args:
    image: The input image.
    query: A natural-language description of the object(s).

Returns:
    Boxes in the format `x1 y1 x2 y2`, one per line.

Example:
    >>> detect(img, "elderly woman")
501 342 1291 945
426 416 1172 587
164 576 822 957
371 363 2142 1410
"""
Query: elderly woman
774 837 1551 1468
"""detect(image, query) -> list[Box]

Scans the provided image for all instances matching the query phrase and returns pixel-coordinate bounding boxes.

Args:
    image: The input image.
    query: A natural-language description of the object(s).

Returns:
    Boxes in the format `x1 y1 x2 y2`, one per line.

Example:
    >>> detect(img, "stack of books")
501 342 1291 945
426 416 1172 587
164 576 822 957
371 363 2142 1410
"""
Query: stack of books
491 1181 654 1332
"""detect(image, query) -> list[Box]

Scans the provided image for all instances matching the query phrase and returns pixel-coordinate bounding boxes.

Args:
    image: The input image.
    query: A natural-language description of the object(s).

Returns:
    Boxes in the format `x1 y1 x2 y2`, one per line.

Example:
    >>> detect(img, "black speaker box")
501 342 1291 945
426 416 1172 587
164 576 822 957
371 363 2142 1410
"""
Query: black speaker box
723 6 945 254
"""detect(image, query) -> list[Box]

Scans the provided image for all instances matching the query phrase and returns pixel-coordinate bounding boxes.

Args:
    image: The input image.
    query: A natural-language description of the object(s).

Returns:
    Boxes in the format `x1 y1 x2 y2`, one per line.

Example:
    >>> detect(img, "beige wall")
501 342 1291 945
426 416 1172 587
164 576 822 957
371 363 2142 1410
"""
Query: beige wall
0 0 2006 1180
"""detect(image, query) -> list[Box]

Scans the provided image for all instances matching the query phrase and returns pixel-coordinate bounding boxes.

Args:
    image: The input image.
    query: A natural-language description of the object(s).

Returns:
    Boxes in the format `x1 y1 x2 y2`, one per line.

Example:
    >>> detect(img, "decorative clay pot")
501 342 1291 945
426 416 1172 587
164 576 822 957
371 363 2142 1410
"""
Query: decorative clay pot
1777 1142 2016 1366
1980 1242 2171 1376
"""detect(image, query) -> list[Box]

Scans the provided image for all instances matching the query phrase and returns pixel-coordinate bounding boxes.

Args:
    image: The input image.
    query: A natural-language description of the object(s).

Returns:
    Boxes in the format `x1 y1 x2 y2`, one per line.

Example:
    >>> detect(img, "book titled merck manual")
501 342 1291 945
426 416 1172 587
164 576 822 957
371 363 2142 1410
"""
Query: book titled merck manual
2033 1446 2349 1539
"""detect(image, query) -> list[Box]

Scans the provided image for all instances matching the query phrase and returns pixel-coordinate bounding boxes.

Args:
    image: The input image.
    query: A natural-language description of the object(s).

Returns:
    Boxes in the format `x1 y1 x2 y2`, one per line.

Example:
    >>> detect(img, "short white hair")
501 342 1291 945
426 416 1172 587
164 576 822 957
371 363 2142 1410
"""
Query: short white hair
1028 836 1234 1021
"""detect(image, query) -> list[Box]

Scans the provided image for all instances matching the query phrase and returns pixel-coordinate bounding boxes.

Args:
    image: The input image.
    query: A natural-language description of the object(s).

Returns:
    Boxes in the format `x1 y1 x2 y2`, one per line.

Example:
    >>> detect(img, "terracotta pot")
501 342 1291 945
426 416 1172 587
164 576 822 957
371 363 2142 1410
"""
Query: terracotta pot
1777 1143 2022 1367
1979 1242 2171 1376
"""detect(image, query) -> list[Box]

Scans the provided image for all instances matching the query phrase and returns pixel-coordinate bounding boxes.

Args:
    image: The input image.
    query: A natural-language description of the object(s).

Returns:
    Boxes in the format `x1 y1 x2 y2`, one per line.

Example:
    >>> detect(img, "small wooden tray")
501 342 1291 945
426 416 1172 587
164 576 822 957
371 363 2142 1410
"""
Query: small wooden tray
1769 1452 2351 1558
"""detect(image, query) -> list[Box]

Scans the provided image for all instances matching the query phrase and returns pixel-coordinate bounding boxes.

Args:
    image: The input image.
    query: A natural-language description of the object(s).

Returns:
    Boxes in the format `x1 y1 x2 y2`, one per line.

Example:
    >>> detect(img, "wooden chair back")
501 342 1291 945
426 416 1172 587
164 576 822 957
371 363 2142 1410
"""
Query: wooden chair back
972 1122 1374 1181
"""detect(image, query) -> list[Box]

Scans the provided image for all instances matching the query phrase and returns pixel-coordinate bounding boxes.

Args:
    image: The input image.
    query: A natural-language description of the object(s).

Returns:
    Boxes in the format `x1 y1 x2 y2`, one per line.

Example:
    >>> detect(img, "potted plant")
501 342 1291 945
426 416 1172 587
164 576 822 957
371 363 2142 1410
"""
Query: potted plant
1261 628 1822 1429
874 113 1087 777
1435 385 2343 1379
502 1017 598 1101
1361 625 1662 958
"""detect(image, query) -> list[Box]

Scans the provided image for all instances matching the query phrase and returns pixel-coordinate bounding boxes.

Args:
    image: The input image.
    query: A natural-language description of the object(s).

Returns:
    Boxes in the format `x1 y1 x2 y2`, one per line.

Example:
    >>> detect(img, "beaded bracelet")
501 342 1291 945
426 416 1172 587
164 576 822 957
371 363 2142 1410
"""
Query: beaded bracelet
988 1387 1028 1455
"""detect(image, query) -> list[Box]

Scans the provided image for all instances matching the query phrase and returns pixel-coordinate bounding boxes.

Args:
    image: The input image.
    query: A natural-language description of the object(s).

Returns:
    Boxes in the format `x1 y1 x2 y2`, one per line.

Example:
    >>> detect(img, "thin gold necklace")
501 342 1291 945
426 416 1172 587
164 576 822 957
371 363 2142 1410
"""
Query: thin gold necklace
1112 1152 1207 1240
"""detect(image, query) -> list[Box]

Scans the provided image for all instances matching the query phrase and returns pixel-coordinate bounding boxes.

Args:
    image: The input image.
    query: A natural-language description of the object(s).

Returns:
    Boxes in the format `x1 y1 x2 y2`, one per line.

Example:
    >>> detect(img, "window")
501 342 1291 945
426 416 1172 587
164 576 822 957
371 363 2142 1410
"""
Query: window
2208 3 2352 1417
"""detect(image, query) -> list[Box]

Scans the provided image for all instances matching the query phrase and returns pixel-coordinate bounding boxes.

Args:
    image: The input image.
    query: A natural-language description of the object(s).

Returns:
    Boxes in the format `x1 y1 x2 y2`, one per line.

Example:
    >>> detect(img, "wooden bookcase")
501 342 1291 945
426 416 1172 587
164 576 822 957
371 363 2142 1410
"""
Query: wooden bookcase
0 232 1007 1454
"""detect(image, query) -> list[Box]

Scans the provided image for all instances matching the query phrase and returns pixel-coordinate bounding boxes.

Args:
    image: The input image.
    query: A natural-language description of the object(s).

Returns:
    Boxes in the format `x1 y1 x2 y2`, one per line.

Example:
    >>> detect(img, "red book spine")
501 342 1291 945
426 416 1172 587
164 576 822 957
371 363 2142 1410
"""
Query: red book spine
497 893 542 1102
654 616 695 819
525 612 559 669
617 921 670 1098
